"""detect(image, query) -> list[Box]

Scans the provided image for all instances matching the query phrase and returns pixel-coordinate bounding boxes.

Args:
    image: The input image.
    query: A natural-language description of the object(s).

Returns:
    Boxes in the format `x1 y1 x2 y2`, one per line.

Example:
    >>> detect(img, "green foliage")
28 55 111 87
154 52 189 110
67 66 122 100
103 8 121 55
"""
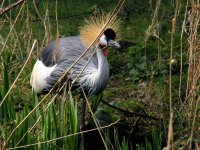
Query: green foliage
0 0 199 149
103 128 130 150
69 92 78 150
136 128 162 150
91 92 102 112
4 94 79 149
0 52 15 123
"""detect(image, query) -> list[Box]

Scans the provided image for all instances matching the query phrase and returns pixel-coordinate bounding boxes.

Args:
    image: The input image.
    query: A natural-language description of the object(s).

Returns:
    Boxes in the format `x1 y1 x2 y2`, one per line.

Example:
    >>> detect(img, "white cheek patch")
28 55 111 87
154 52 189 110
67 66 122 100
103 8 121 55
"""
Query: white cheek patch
99 35 107 46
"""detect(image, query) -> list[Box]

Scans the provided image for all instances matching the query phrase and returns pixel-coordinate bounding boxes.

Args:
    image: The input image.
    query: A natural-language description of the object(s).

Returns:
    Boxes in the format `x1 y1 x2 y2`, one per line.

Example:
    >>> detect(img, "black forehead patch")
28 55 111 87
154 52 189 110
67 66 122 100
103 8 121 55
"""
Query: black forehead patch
104 28 116 40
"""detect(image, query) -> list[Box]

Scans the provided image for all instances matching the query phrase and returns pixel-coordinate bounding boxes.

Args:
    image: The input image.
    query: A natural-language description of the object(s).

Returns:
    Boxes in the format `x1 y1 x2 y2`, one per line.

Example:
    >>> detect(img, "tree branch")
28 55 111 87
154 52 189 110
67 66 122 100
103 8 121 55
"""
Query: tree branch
101 99 160 121
0 0 26 15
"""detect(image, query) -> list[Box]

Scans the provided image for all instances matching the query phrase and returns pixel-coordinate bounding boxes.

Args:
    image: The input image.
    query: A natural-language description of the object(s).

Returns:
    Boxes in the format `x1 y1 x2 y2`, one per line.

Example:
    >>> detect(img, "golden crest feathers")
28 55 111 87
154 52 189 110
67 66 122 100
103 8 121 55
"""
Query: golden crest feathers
79 10 121 48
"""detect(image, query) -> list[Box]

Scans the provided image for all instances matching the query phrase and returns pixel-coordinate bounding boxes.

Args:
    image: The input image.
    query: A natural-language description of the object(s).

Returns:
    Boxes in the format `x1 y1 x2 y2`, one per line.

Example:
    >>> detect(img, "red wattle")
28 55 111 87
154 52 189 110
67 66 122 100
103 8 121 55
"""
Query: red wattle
103 49 108 57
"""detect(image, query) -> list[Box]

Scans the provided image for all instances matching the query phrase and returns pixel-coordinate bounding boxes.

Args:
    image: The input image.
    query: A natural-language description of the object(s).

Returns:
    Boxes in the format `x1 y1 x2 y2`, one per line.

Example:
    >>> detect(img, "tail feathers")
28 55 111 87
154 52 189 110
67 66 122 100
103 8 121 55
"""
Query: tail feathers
30 60 57 94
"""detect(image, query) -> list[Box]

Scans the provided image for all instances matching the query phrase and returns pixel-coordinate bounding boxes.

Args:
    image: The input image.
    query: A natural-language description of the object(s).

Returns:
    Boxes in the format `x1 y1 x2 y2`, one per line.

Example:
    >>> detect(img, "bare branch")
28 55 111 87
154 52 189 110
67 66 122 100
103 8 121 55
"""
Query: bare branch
0 0 26 15
101 99 160 121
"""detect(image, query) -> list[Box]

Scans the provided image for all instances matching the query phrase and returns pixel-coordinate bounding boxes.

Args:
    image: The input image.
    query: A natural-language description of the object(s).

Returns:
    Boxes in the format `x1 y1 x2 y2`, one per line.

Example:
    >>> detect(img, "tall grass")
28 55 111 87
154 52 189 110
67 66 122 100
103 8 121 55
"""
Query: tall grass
136 129 162 150
143 0 199 149
0 0 127 149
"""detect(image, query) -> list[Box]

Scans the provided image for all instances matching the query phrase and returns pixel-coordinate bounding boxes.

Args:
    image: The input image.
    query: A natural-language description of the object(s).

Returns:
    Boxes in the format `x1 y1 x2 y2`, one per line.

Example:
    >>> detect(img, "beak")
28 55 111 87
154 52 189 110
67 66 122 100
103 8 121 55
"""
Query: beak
108 40 120 48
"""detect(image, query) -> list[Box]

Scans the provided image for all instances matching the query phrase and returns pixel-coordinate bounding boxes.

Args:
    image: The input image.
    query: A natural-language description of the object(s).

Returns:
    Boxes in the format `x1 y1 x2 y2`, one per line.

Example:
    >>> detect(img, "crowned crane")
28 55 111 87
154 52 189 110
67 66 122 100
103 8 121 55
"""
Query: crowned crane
30 13 120 128
30 28 119 95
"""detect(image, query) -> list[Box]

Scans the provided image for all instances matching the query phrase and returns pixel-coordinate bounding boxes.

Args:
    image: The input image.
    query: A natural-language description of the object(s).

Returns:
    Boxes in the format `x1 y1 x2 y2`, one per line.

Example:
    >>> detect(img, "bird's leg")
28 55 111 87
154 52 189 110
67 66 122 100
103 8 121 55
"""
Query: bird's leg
80 98 86 149
80 98 86 131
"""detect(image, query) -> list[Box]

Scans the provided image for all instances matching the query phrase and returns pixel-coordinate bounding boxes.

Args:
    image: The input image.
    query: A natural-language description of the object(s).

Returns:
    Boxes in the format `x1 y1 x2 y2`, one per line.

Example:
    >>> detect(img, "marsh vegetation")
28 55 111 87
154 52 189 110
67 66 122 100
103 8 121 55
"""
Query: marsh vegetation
0 0 199 149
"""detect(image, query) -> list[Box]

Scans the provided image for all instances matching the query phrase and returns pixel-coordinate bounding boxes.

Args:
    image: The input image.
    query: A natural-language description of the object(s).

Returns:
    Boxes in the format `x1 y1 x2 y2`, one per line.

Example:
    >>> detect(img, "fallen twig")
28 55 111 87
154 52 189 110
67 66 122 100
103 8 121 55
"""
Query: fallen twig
101 99 160 121
0 0 26 15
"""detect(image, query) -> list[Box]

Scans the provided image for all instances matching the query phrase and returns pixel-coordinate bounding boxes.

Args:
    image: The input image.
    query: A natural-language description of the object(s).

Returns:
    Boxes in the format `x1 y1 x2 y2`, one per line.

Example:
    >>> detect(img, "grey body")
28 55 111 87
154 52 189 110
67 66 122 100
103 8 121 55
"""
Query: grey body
40 36 109 96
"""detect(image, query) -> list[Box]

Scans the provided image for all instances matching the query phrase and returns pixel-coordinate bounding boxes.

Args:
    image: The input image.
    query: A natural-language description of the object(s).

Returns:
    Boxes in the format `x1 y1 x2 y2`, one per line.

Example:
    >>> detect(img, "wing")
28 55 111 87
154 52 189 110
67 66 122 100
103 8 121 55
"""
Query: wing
40 36 98 92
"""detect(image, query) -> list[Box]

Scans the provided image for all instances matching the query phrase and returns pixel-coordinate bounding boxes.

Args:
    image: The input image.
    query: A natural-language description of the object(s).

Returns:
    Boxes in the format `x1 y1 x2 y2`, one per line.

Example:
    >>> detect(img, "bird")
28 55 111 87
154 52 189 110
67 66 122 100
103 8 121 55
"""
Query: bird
30 28 119 95
30 11 120 96
30 12 120 128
